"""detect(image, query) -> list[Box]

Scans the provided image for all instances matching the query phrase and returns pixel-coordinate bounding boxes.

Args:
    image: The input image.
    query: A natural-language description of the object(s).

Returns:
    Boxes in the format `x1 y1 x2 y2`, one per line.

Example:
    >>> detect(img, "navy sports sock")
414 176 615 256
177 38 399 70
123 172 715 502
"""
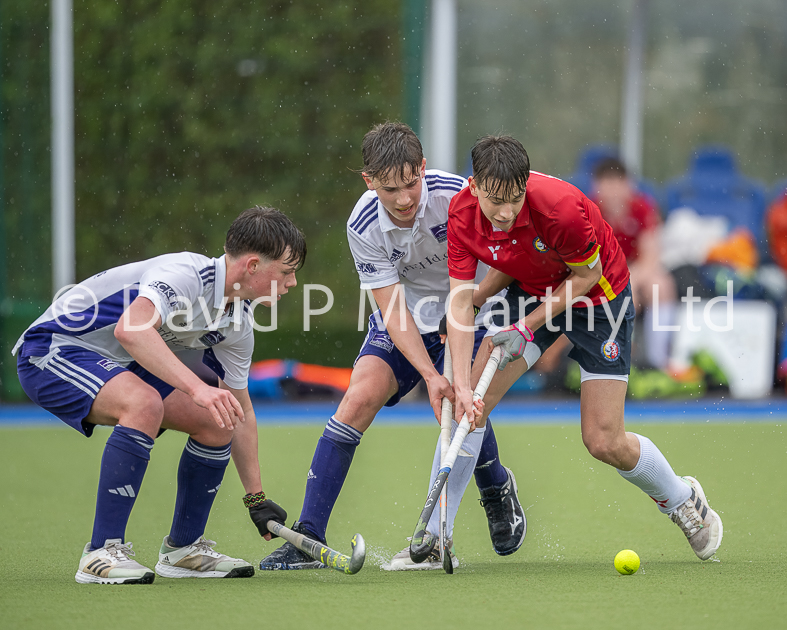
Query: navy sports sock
91 425 154 550
168 438 232 548
298 416 362 543
474 418 509 489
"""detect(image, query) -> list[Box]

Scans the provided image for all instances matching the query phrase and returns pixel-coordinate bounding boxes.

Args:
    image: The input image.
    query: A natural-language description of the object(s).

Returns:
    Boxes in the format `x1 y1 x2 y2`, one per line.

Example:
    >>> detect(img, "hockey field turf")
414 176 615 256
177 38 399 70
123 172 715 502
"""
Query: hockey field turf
1 415 785 629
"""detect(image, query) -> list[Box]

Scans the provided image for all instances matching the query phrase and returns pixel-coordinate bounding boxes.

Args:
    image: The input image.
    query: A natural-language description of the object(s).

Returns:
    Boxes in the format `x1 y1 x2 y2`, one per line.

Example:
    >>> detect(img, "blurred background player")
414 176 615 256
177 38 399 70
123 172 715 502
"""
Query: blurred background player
260 122 525 571
13 207 300 583
592 157 677 370
539 156 678 380
446 135 723 561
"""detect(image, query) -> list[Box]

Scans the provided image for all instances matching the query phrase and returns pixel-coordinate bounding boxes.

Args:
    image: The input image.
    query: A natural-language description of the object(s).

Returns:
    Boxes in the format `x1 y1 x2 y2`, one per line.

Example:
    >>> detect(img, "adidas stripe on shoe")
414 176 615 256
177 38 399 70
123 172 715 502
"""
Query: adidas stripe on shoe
75 539 154 584
669 476 723 560
155 536 254 578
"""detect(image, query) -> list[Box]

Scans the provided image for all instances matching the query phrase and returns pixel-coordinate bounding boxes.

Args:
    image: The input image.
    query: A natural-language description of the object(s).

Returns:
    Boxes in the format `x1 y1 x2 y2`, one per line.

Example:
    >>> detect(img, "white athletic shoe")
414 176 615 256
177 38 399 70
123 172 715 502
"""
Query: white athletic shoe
75 539 155 584
155 536 254 578
670 476 723 560
383 534 459 571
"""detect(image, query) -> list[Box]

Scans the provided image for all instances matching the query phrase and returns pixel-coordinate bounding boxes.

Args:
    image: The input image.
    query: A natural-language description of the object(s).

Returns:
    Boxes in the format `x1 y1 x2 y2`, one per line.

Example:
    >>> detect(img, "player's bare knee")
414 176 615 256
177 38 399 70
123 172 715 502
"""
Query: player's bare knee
584 431 631 467
116 386 164 437
336 387 389 432
336 403 375 433
582 432 616 464
191 424 234 447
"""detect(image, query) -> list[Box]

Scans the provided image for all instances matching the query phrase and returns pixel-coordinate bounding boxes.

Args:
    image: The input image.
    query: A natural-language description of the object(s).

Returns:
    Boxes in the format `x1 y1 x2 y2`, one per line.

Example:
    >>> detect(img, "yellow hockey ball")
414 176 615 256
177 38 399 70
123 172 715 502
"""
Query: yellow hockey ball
614 549 640 575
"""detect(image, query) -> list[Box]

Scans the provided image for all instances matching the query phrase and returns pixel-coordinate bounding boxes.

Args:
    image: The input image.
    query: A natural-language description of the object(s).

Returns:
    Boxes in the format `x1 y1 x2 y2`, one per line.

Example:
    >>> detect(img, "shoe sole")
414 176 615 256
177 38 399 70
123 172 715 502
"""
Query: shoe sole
75 570 155 584
155 562 254 578
494 467 527 557
683 476 723 560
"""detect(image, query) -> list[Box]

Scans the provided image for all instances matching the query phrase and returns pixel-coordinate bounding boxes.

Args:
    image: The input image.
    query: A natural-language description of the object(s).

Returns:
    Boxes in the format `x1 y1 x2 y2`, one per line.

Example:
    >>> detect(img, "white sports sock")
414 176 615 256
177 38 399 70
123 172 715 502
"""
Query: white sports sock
426 422 486 538
617 433 691 513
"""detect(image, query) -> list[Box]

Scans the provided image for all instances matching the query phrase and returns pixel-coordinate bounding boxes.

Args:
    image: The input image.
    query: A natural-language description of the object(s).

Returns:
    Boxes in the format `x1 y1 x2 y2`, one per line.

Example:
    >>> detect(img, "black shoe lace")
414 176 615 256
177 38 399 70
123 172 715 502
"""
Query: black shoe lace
479 487 510 523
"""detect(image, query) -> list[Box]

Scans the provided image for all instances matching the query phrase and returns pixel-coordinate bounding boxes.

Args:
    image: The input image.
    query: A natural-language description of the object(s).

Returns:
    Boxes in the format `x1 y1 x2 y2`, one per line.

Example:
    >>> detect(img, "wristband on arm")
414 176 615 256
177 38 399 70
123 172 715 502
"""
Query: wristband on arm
243 491 267 508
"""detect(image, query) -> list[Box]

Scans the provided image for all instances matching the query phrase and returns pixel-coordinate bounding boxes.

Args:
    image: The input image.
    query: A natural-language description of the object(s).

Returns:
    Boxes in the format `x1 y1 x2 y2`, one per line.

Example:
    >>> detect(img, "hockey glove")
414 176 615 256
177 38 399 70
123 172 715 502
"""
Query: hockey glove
491 322 534 371
244 492 288 539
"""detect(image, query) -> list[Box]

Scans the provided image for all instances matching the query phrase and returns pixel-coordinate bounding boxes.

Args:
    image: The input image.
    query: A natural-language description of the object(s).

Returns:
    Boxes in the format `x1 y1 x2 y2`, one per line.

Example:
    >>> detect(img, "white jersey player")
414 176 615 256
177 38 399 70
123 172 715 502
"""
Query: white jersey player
15 207 302 584
260 122 526 572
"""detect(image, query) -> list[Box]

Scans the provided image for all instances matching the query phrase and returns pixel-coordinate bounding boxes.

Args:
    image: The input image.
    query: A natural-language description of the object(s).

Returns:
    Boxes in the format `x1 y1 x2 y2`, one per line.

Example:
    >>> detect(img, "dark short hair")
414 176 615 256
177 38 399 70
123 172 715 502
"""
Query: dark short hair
593 156 628 179
471 135 530 199
225 206 307 269
361 121 424 183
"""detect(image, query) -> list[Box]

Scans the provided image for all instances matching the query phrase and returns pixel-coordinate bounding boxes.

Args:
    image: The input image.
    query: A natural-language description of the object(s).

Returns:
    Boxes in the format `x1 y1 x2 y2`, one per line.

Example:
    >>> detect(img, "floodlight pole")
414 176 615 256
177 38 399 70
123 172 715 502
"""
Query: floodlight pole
421 0 457 173
51 0 76 294
620 0 648 177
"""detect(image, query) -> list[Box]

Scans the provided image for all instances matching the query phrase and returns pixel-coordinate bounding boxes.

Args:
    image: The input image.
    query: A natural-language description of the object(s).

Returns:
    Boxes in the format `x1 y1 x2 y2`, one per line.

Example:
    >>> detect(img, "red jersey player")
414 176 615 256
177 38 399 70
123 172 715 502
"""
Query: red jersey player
445 135 722 561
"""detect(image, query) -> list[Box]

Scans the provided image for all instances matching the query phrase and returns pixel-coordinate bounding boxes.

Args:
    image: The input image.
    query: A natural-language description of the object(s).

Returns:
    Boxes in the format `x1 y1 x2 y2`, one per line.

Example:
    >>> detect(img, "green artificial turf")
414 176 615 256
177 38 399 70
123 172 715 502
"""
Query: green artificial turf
1 421 785 629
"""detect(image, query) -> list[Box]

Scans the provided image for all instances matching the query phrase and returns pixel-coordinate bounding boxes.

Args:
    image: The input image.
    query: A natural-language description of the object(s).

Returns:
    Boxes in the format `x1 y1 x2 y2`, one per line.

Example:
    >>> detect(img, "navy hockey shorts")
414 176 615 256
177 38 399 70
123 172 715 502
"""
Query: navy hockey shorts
355 310 487 407
490 282 636 376
17 345 221 436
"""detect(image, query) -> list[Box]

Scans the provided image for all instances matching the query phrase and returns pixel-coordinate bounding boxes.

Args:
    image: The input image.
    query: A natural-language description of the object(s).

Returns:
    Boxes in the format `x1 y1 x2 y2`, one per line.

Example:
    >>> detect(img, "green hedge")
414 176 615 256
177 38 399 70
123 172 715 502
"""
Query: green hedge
1 0 410 400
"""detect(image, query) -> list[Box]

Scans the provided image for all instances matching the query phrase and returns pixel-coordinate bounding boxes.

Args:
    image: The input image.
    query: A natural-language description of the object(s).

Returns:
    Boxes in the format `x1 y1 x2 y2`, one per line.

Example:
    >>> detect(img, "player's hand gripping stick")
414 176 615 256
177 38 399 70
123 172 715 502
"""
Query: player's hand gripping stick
410 346 504 563
491 322 534 371
246 493 288 539
246 492 365 574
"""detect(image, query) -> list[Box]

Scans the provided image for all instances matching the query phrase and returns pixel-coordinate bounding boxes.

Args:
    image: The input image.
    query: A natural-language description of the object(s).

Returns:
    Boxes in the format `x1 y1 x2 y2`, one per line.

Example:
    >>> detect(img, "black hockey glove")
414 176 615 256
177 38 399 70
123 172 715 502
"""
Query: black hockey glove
244 492 288 539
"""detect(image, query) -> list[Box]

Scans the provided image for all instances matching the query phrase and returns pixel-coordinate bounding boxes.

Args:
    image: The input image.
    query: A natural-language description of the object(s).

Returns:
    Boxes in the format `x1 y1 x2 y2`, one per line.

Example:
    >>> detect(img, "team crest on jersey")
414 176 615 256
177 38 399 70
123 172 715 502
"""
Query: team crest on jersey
356 262 378 274
601 339 620 362
200 331 226 347
532 237 549 253
96 358 120 371
389 249 406 263
429 222 448 243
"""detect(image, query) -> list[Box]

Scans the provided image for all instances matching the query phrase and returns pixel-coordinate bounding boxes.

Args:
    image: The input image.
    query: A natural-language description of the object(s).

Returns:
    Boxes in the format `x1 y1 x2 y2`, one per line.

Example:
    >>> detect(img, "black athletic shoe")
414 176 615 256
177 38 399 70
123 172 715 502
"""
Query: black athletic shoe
259 522 329 570
479 467 526 556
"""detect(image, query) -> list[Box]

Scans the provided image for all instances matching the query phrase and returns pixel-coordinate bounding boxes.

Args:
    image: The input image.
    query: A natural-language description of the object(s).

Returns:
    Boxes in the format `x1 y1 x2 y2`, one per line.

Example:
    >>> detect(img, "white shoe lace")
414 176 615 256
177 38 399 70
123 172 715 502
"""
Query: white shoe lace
671 499 704 538
191 537 221 557
100 541 136 564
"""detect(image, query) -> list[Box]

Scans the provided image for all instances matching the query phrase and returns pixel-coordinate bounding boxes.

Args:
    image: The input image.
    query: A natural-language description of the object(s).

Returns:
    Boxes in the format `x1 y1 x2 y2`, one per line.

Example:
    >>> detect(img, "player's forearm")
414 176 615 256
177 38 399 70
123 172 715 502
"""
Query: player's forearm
447 282 476 391
116 326 206 397
230 402 263 494
386 310 440 381
522 268 600 332
373 283 440 381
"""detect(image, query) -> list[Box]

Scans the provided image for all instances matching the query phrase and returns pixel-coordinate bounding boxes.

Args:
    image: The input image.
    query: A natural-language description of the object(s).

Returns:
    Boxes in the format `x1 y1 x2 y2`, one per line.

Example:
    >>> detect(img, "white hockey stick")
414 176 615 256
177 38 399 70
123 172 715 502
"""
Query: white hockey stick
411 345 504 563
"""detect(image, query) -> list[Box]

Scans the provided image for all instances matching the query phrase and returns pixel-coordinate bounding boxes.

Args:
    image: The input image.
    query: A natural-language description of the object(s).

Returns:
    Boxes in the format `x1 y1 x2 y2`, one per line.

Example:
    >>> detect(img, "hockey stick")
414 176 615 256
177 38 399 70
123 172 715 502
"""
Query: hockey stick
439 342 454 573
410 345 504 563
266 521 366 575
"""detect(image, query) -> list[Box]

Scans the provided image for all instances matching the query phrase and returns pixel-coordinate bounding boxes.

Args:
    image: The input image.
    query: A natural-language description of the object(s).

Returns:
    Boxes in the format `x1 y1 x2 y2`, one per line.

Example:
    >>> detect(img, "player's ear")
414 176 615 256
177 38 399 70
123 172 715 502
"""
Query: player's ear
419 158 426 177
246 255 261 274
468 176 479 198
361 172 375 191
